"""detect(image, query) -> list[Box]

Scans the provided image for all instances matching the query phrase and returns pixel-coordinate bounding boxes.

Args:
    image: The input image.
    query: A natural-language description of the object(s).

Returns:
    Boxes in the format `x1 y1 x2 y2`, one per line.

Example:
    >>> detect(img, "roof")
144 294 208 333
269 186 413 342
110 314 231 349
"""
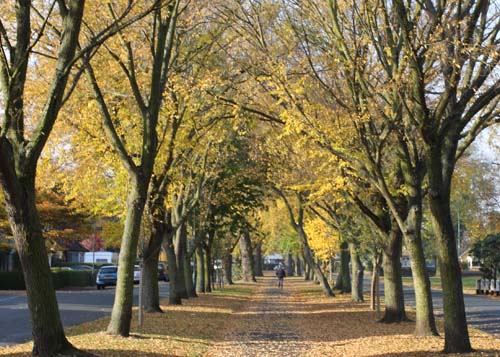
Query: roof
264 253 283 259
51 239 89 252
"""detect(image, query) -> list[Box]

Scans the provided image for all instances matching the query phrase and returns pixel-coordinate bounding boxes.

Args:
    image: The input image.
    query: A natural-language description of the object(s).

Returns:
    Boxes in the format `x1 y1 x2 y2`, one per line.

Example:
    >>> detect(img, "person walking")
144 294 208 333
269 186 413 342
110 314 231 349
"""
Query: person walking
276 265 286 289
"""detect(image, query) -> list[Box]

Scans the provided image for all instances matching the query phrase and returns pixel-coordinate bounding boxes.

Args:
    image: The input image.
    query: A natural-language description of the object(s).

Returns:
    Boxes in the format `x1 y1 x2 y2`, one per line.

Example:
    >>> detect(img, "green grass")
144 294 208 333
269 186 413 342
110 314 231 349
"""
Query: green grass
402 275 480 291
212 286 254 296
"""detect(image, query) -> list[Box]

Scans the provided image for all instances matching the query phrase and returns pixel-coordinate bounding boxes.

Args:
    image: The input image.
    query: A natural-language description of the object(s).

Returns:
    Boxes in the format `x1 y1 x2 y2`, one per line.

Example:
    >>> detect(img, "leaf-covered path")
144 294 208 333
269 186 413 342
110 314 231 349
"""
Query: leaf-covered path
205 275 311 356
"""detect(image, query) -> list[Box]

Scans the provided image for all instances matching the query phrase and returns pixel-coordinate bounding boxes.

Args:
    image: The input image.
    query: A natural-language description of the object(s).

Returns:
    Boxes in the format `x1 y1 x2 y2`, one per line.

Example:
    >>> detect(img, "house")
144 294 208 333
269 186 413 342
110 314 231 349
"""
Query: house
83 251 119 264
400 253 437 276
263 253 284 270
461 250 481 270
49 239 88 264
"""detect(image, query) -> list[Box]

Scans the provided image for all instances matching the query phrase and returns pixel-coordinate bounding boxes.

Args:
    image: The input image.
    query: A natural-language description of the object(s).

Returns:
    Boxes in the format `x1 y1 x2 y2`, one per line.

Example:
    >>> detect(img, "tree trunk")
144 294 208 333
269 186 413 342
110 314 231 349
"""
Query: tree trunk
430 194 471 352
240 231 256 282
223 250 234 285
403 205 438 336
204 245 212 292
141 236 163 312
370 253 382 311
184 252 196 298
287 252 294 277
164 231 182 305
380 227 407 323
335 241 351 293
107 182 148 336
195 244 205 293
295 255 302 276
0 174 74 355
304 258 311 280
253 241 263 276
350 243 364 302
142 249 162 312
141 204 166 313
174 222 188 299
298 227 334 296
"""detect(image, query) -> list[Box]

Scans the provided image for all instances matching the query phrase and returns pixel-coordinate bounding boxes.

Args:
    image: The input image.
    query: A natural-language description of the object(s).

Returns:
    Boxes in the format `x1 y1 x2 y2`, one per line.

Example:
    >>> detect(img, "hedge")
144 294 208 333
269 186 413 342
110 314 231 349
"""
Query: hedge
0 271 25 290
0 270 94 290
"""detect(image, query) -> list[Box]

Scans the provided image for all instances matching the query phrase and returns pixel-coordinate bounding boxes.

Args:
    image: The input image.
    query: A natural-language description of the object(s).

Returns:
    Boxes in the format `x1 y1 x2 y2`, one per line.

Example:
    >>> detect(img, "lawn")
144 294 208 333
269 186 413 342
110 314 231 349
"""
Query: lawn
402 274 481 292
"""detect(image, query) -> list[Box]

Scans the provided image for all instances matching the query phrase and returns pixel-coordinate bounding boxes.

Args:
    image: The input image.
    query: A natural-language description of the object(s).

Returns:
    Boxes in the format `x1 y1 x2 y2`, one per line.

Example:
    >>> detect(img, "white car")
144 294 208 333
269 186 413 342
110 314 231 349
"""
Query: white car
134 265 141 283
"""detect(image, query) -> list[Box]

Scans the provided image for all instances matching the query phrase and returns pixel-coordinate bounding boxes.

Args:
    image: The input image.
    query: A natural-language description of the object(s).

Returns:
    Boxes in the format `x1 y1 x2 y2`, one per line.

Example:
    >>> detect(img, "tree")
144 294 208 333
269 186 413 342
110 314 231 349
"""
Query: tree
392 0 500 350
471 234 500 279
240 229 256 282
0 2 87 354
80 0 181 336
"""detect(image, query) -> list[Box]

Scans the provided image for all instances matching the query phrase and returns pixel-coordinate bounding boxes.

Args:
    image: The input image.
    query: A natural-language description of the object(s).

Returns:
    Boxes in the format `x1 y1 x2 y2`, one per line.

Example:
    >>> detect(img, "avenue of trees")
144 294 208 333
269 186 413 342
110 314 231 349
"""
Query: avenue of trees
0 0 499 355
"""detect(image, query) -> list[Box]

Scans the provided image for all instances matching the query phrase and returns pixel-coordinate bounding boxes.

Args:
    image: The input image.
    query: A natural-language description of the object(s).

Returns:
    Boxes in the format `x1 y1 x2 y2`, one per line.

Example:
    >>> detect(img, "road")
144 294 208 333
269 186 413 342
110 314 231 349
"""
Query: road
402 285 500 337
355 274 500 337
0 282 170 347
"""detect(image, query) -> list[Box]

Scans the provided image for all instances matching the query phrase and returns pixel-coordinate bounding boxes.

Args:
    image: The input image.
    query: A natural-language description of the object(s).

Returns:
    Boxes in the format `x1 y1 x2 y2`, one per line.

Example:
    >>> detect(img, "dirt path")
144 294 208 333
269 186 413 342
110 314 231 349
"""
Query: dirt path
205 275 311 356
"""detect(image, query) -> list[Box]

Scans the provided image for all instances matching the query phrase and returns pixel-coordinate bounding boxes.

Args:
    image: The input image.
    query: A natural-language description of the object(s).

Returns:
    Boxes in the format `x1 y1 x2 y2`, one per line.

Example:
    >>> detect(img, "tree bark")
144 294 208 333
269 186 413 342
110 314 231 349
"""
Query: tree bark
295 255 302 276
240 231 256 282
223 250 234 285
304 257 311 280
204 245 212 292
335 241 351 293
253 241 263 276
0 173 74 356
287 252 294 276
174 221 188 299
370 253 382 311
141 201 166 313
380 227 407 323
429 192 471 352
164 230 182 305
183 250 196 298
299 227 334 296
107 182 148 336
403 205 438 336
142 249 162 313
195 244 205 293
350 243 364 302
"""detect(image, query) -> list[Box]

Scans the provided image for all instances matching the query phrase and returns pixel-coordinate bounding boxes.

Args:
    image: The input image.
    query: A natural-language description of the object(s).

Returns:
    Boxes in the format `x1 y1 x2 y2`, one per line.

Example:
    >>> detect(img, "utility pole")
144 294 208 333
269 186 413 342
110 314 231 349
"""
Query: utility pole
92 221 96 275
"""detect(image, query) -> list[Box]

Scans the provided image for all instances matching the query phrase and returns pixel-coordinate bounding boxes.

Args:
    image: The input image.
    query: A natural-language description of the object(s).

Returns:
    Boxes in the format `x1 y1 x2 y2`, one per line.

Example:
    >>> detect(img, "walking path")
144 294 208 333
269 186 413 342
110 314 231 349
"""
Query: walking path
206 277 310 356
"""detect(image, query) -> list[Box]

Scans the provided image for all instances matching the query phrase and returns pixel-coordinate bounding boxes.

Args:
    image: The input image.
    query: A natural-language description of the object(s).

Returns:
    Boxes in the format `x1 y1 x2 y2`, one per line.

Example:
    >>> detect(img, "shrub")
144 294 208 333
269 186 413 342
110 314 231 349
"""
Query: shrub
0 270 93 290
52 270 93 287
0 271 25 290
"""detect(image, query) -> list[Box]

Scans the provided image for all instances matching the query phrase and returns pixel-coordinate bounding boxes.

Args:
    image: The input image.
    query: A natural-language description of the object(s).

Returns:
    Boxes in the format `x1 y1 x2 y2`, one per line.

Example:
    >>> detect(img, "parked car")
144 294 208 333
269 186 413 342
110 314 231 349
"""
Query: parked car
96 265 118 289
70 265 93 271
134 265 141 283
158 262 169 282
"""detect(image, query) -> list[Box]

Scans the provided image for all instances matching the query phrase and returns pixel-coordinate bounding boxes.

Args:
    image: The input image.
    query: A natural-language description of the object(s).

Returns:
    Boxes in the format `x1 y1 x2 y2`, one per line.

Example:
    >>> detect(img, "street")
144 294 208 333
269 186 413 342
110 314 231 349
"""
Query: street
402 285 500 337
0 283 169 347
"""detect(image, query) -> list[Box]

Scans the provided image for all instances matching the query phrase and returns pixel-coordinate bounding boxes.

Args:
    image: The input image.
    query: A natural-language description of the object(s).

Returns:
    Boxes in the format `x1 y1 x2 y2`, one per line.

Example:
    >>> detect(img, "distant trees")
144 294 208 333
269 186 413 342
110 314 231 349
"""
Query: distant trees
471 234 500 280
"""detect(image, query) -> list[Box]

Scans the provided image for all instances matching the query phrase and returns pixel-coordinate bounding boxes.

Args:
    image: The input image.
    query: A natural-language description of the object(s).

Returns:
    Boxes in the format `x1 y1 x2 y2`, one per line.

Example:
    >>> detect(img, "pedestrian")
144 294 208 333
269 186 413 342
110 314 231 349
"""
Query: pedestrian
276 264 286 289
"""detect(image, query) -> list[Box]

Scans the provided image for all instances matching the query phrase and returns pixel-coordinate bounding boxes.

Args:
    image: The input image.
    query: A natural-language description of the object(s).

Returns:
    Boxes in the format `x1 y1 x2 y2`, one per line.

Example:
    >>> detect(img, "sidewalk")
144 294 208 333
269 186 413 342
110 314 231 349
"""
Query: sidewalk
205 277 310 356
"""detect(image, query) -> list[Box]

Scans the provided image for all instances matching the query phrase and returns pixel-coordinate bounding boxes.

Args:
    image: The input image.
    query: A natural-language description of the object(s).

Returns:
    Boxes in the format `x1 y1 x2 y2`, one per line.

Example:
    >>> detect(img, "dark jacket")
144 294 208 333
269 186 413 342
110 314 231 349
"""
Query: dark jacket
276 268 286 279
